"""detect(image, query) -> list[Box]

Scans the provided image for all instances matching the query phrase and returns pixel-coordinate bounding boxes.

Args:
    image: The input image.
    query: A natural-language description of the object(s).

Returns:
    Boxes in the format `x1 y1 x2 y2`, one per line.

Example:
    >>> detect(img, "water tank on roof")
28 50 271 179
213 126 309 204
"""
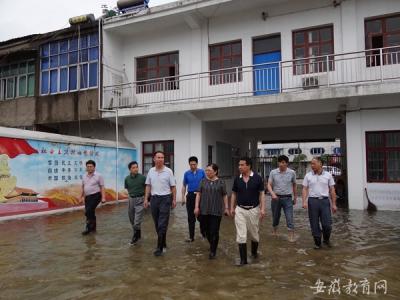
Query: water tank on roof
69 14 95 25
117 0 149 10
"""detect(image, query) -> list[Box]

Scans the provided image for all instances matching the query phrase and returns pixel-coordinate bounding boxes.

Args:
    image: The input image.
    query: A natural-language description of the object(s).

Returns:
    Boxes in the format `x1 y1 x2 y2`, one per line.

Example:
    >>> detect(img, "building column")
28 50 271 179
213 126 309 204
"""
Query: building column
340 0 358 53
346 111 367 210
188 115 204 166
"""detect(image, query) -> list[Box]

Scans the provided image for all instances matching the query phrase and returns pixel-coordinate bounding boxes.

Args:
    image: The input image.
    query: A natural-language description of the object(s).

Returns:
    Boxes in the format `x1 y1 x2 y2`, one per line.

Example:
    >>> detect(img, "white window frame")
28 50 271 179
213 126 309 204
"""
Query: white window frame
0 60 35 101
40 33 99 96
310 147 325 155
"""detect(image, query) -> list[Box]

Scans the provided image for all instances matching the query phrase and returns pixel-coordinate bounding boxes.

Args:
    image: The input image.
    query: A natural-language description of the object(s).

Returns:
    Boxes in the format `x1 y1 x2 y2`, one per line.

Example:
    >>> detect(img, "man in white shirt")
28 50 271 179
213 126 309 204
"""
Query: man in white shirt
302 157 337 249
144 151 176 256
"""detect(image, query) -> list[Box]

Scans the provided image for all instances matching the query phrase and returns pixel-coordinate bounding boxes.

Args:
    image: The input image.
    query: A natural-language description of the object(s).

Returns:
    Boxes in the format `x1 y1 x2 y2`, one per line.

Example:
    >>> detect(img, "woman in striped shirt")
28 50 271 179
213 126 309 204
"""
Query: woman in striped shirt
194 163 229 259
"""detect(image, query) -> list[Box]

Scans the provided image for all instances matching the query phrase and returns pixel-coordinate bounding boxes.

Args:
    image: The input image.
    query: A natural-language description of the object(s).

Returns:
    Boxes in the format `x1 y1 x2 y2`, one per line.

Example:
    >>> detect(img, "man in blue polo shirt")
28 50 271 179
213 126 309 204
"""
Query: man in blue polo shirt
181 156 205 242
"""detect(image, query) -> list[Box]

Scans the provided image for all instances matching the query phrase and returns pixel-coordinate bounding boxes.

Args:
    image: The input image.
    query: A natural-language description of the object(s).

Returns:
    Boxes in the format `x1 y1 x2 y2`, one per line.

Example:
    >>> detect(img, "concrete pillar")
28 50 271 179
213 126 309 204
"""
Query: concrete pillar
249 139 258 158
188 116 204 166
191 28 202 73
340 0 358 52
346 111 367 210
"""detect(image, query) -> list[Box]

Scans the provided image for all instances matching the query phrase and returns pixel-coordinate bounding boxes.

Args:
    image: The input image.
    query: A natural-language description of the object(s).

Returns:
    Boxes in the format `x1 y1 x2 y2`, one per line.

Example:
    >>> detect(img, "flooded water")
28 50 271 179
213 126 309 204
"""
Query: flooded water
0 201 399 300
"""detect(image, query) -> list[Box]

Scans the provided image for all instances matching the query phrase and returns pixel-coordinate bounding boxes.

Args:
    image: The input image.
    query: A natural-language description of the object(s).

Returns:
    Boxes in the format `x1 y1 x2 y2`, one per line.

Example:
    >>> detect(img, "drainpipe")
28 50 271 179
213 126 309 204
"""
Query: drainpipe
99 108 120 203
98 17 119 203
98 17 103 113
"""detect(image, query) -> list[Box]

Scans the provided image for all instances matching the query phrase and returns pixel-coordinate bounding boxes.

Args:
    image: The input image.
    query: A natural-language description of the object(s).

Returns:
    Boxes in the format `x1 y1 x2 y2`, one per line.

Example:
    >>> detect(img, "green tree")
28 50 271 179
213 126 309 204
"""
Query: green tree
293 153 307 163
293 154 307 178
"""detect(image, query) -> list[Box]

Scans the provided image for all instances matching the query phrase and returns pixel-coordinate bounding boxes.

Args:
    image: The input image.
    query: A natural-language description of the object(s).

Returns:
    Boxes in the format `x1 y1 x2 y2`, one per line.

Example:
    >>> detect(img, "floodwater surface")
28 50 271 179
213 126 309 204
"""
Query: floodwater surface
0 201 399 299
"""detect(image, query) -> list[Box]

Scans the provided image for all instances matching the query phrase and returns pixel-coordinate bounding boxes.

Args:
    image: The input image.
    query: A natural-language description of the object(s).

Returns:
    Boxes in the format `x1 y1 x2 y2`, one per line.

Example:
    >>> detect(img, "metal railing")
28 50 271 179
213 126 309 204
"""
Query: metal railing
102 46 400 109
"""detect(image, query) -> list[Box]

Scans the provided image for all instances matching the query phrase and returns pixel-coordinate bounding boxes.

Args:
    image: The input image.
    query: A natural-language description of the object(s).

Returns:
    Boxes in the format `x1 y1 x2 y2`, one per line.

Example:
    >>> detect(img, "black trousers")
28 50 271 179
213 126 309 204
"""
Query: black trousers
202 215 222 253
84 192 101 222
308 197 332 240
186 192 205 239
150 195 172 238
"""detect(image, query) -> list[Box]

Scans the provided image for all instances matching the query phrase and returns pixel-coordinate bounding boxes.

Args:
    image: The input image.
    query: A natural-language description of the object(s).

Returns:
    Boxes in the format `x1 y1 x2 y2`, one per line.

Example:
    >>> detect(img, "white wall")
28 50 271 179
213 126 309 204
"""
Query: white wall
100 0 400 109
104 0 400 81
102 31 125 86
346 108 400 211
122 113 204 201
122 24 193 82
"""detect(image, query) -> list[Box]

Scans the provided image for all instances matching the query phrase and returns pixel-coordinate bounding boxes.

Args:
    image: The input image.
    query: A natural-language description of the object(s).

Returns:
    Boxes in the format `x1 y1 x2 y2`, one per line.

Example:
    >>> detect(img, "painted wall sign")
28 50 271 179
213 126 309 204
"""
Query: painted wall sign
0 137 136 216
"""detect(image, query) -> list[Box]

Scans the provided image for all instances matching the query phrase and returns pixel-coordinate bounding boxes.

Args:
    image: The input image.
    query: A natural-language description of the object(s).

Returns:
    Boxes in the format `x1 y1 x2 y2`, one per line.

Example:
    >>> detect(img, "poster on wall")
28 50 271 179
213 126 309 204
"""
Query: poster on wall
0 137 136 217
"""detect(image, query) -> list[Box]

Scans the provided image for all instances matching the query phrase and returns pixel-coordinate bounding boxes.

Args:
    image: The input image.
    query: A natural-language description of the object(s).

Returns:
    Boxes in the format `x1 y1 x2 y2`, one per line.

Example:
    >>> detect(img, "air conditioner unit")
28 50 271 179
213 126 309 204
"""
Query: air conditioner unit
302 76 319 89
301 74 328 90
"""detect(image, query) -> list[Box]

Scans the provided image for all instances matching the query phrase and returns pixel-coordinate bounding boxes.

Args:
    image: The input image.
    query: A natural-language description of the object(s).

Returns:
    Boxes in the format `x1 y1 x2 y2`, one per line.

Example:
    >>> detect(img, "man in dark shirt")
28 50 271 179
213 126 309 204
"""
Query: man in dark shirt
230 157 265 265
125 161 146 245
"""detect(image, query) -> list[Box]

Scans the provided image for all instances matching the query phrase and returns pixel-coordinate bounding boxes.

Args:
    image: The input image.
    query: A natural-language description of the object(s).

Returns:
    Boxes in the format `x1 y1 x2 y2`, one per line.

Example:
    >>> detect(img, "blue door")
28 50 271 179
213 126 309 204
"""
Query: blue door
253 51 281 95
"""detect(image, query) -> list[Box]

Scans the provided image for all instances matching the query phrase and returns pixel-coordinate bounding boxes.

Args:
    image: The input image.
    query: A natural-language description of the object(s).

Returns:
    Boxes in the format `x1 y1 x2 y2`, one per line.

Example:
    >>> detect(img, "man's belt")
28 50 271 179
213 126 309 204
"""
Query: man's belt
131 194 144 198
238 205 259 210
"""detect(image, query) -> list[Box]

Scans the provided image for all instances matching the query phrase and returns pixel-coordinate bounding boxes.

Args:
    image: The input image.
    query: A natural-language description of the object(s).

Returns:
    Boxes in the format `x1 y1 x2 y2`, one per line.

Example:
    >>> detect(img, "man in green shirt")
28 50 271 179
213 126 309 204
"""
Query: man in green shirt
125 161 146 245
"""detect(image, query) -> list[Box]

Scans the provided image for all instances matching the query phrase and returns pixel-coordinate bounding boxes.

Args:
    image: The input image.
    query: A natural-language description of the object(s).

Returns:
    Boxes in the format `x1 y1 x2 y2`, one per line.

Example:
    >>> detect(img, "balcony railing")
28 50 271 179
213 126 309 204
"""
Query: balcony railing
102 46 400 109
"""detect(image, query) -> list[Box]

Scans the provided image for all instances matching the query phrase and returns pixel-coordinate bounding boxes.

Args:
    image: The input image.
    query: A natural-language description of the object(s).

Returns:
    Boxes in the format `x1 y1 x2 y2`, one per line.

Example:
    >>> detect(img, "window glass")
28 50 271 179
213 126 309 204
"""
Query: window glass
69 66 77 90
366 131 400 182
366 19 382 33
80 64 88 89
40 33 98 94
6 78 14 98
50 69 58 93
41 71 49 94
50 42 59 55
89 62 98 87
18 76 27 97
27 74 35 96
387 16 400 32
60 68 68 92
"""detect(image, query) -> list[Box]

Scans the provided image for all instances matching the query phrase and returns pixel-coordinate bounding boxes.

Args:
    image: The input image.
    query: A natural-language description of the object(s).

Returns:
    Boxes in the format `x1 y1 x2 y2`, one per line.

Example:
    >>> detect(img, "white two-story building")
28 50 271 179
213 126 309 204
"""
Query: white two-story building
100 0 400 210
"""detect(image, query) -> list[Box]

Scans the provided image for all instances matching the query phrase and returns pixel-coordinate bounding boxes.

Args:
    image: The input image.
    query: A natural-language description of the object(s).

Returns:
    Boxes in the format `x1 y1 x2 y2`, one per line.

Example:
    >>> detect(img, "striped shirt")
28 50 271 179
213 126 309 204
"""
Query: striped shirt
198 178 227 216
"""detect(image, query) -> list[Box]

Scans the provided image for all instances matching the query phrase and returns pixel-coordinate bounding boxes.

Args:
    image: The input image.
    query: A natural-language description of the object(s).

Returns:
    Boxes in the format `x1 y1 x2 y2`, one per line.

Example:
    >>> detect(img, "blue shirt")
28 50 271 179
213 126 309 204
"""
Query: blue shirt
183 168 205 192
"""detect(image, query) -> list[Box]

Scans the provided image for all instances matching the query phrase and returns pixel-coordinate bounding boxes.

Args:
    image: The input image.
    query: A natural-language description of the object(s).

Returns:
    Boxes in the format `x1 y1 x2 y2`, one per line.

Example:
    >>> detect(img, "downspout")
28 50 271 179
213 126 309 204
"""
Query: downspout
99 108 120 203
98 16 119 203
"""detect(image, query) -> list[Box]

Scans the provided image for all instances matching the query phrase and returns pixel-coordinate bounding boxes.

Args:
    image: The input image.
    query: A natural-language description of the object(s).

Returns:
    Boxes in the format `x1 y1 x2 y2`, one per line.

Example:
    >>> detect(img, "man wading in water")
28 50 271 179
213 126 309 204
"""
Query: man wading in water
144 151 177 256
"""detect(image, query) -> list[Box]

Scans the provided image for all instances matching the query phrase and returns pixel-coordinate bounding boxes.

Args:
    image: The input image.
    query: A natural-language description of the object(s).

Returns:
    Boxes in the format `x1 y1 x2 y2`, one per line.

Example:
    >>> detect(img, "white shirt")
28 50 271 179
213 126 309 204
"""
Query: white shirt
145 166 176 196
302 170 335 198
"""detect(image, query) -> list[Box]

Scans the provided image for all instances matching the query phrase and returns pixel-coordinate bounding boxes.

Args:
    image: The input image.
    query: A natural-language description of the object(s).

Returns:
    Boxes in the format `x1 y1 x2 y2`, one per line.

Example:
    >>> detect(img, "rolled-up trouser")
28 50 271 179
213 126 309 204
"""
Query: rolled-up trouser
128 196 144 231
271 196 294 230
308 197 332 240
84 192 101 222
150 194 172 237
234 206 260 244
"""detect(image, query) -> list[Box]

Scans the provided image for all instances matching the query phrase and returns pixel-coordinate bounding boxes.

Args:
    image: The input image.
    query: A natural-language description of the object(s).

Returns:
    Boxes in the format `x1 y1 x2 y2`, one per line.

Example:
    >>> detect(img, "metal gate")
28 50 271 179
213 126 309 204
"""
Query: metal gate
254 156 308 180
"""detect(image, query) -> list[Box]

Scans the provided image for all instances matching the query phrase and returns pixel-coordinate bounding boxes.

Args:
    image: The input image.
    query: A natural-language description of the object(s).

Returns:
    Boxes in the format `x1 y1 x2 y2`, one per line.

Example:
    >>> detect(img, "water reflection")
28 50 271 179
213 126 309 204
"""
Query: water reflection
0 201 399 299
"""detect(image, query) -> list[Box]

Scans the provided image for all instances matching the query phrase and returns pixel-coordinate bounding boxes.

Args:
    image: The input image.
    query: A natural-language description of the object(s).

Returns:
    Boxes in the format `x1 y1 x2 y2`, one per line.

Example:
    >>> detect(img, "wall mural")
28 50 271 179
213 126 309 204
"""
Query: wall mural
0 137 136 217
